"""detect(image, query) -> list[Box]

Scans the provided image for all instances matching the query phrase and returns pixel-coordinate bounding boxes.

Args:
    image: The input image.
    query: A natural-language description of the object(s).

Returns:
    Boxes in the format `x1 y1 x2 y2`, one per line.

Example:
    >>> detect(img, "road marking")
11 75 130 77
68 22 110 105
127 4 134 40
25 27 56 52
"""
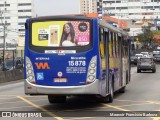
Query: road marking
102 104 130 111
117 103 153 107
17 96 64 120
148 101 160 120
115 99 160 103
147 101 160 105
115 99 149 103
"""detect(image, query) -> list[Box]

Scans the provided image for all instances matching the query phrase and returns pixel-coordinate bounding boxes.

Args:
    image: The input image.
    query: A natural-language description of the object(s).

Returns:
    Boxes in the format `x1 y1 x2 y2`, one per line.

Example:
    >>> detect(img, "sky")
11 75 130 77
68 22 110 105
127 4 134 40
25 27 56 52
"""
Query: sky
34 0 80 17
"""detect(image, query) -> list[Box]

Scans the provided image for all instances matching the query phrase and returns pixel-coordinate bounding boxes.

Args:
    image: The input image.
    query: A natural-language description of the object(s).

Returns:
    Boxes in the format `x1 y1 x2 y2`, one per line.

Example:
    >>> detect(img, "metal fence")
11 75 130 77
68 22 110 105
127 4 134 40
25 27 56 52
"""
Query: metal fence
0 50 24 71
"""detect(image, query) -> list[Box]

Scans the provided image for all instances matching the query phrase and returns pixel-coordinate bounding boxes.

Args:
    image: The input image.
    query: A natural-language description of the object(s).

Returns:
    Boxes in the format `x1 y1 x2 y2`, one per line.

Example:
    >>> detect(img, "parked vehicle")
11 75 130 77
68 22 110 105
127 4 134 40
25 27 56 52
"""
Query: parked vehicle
140 52 149 57
130 55 137 65
153 50 160 56
0 59 23 71
135 54 143 59
153 54 160 62
157 45 160 50
137 57 156 73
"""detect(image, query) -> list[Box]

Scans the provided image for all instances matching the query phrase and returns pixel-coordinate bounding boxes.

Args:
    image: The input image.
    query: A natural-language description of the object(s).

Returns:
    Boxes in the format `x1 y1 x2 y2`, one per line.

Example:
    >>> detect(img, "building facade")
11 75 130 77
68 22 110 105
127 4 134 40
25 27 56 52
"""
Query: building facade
103 0 160 36
0 0 34 50
80 0 97 14
103 0 160 20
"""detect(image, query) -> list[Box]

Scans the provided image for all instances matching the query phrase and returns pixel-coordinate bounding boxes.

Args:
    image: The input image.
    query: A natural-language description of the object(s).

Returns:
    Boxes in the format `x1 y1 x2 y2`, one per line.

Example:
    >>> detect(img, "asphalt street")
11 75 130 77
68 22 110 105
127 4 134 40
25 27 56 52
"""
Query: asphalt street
0 64 160 120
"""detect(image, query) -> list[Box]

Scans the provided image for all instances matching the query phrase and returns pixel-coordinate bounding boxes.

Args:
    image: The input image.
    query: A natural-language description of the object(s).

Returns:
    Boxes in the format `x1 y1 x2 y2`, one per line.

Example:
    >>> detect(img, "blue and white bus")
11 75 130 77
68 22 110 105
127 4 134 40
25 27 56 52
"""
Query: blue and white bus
24 16 130 103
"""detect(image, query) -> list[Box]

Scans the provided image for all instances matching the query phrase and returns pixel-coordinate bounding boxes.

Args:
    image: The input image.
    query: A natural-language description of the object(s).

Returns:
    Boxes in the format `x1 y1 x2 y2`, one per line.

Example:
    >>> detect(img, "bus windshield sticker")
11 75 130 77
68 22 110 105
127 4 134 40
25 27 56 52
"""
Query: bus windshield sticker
36 72 44 80
45 50 76 54
32 21 90 47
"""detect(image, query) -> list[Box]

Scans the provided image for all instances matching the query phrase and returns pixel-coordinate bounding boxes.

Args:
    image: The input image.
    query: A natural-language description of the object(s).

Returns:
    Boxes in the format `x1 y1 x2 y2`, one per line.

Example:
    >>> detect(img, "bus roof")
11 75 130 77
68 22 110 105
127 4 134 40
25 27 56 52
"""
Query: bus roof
98 19 128 36
29 15 93 21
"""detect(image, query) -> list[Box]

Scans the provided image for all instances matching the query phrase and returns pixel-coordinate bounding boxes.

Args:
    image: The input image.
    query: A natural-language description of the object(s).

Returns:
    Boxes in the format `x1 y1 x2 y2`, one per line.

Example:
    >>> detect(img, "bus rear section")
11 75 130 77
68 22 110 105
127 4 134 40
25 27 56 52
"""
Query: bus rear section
24 16 102 102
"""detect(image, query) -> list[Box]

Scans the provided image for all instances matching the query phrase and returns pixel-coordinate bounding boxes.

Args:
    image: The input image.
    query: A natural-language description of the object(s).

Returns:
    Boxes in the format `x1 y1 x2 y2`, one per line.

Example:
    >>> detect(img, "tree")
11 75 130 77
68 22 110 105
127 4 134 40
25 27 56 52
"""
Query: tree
137 25 154 49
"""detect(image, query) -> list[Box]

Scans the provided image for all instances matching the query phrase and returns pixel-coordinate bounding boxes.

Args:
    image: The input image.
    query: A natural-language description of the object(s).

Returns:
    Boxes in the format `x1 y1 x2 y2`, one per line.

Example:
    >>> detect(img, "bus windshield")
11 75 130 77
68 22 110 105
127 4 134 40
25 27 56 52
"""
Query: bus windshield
31 20 91 47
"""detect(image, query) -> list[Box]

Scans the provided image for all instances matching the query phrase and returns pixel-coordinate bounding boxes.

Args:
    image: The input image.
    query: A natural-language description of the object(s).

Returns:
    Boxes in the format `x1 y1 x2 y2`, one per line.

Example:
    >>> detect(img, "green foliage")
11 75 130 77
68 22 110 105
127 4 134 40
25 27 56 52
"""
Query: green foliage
154 30 160 35
137 26 154 43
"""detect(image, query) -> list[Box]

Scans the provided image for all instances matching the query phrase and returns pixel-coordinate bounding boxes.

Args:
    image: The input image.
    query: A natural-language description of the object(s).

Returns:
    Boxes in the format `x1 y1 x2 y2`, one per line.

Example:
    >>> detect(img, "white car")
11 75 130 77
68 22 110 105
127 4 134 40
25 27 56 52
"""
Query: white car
135 54 143 59
140 52 149 57
153 51 160 56
157 45 160 50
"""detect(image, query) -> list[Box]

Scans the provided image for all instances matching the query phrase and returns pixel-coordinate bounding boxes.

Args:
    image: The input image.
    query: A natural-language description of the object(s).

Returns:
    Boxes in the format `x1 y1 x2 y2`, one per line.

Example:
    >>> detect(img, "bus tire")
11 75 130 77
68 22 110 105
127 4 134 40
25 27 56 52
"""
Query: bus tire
108 81 114 103
48 95 66 103
100 80 114 103
152 69 156 73
137 69 140 73
119 86 126 93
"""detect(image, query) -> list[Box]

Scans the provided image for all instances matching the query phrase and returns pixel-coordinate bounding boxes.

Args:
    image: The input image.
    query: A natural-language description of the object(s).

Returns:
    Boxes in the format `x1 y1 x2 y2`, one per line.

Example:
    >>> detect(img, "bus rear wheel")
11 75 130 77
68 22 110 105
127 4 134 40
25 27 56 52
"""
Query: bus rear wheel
100 81 114 103
108 82 114 103
119 86 126 93
48 95 66 103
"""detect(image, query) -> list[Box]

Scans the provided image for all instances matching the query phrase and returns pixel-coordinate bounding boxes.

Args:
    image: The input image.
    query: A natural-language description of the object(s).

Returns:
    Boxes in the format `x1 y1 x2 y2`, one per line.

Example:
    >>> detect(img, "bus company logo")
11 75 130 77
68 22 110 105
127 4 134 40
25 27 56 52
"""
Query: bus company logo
58 72 63 77
35 62 50 69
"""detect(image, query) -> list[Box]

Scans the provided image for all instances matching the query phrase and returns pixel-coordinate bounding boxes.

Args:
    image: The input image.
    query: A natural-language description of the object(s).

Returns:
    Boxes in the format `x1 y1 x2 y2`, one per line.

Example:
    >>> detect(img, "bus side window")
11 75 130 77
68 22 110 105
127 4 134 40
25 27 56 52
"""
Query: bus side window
99 27 105 58
109 31 113 58
99 27 106 69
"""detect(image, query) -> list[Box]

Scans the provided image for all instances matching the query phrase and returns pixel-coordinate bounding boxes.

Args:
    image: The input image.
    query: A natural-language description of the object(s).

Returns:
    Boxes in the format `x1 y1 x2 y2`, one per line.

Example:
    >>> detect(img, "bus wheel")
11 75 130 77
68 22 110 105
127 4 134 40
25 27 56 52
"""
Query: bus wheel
108 82 114 103
119 86 126 93
100 81 114 103
137 69 141 73
48 95 66 103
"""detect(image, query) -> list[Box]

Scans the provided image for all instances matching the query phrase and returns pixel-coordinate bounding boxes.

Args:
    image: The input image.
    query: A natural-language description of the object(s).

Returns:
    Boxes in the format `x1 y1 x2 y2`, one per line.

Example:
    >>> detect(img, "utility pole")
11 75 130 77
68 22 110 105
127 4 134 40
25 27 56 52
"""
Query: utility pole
2 20 6 70
0 2 7 70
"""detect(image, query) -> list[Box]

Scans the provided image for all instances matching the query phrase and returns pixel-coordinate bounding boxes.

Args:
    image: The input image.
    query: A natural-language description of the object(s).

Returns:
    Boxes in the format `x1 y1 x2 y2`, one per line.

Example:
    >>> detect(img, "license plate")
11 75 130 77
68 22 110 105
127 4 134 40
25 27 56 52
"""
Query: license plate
54 78 67 82
142 63 149 66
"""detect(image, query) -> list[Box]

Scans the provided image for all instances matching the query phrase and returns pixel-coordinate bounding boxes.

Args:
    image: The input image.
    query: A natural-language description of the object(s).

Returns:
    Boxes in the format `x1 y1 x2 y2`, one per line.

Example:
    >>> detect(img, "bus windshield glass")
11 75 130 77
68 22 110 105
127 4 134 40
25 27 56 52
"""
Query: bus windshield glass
31 20 91 47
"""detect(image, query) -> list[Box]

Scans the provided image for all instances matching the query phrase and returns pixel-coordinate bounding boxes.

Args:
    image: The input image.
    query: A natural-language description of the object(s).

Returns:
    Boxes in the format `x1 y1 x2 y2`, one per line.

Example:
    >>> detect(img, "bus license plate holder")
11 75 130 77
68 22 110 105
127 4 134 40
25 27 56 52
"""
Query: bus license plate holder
54 78 67 82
